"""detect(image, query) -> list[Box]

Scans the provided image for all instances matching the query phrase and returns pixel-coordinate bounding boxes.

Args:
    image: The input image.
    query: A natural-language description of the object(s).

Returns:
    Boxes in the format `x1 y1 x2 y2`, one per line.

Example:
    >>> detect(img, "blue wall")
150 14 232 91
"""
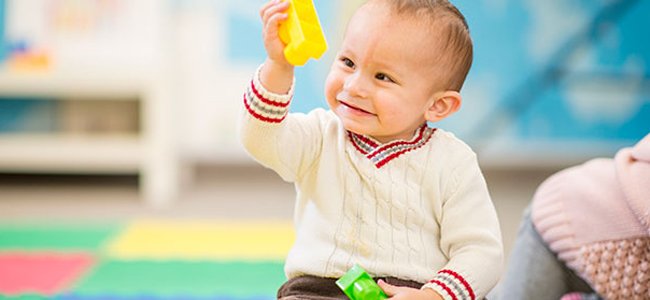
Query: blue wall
451 0 650 144
0 0 7 62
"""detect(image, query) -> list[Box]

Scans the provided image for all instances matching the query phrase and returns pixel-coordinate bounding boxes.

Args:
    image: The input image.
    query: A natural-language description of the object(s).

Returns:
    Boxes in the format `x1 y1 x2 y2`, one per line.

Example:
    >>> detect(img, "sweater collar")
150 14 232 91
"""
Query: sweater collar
348 124 436 168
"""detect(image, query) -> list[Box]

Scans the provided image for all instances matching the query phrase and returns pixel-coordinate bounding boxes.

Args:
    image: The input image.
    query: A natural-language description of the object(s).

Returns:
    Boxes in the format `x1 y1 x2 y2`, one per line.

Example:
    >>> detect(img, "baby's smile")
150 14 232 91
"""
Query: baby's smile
338 100 375 115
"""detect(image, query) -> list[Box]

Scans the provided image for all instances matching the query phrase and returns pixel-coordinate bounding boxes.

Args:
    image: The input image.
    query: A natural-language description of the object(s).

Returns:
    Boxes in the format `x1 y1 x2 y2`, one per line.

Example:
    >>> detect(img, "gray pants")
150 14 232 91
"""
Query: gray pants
494 207 598 300
277 274 422 299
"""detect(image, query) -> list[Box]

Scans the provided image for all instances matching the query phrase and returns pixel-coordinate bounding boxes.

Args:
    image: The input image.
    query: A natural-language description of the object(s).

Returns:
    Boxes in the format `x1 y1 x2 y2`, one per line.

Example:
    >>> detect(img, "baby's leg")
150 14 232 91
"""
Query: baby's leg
277 275 348 300
496 207 595 299
277 275 422 299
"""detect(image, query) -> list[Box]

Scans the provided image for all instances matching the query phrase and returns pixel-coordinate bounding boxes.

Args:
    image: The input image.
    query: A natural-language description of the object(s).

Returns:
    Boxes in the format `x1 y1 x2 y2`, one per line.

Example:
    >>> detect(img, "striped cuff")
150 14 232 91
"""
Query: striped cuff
421 269 475 300
243 65 294 123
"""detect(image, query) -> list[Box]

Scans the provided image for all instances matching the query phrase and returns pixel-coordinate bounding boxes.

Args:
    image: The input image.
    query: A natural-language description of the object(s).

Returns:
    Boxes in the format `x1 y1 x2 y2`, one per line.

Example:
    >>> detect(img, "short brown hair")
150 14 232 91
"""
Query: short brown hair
373 0 473 91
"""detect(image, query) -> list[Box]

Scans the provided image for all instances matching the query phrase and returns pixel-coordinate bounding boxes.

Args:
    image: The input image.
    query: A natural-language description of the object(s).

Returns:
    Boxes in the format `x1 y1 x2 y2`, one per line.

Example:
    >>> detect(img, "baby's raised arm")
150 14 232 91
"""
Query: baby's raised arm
259 0 294 95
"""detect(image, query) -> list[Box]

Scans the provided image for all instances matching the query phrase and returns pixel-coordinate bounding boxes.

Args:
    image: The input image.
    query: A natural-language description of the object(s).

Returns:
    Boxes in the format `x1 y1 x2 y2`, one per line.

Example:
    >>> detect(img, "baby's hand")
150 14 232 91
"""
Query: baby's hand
259 0 292 68
378 280 444 300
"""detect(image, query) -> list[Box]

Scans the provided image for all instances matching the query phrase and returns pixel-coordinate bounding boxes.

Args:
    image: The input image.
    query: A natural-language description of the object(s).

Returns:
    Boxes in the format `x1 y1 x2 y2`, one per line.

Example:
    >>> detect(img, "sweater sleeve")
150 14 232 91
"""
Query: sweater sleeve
239 65 324 182
422 153 504 300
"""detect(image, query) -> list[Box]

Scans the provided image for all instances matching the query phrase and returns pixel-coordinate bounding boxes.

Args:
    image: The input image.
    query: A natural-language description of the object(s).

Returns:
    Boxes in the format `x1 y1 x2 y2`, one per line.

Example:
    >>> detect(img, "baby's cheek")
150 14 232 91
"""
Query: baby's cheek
323 74 340 105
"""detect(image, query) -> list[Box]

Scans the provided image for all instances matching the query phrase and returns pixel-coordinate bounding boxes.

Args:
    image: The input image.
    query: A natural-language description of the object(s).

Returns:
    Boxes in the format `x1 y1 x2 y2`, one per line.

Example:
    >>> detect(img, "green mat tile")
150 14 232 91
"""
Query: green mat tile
74 260 286 297
0 224 119 251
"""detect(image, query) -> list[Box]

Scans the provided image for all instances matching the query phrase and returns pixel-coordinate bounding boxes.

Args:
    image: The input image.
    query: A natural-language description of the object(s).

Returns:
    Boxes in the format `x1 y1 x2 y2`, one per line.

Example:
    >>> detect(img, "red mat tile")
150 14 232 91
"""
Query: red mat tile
0 252 95 295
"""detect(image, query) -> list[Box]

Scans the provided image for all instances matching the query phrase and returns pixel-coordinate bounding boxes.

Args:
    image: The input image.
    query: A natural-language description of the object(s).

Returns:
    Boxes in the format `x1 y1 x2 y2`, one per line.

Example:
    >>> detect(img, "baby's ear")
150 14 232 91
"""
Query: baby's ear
425 91 462 122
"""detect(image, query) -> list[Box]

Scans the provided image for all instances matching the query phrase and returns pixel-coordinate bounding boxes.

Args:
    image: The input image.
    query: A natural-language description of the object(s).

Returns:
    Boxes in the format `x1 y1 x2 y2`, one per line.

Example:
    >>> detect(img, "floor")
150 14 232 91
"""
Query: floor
0 164 559 262
0 166 301 299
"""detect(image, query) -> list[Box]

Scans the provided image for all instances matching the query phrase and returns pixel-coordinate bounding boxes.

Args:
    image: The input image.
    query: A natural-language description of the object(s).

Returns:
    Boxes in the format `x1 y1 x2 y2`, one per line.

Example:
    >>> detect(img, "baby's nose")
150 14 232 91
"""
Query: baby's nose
343 72 370 98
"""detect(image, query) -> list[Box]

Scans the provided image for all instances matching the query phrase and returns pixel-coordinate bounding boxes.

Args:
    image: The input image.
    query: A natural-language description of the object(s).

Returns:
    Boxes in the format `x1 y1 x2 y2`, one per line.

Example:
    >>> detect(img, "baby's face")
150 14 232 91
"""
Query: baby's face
325 2 442 143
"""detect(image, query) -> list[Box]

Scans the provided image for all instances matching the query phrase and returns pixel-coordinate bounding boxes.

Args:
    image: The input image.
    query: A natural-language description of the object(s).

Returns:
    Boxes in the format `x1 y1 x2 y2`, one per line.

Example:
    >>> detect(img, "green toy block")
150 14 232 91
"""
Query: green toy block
336 264 387 300
278 0 327 66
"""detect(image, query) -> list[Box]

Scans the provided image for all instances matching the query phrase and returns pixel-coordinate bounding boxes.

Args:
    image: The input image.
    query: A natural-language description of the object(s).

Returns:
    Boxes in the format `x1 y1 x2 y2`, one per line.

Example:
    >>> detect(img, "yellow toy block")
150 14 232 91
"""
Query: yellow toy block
278 0 328 66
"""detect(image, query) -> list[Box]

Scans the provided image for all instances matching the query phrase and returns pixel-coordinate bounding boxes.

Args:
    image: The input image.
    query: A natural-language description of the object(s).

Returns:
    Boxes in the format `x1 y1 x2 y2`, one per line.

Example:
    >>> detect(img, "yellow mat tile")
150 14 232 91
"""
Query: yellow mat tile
105 220 294 260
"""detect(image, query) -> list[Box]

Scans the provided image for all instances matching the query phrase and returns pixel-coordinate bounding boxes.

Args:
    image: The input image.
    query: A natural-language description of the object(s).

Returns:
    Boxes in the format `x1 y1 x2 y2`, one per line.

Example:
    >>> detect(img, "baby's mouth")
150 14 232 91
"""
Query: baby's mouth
339 100 374 115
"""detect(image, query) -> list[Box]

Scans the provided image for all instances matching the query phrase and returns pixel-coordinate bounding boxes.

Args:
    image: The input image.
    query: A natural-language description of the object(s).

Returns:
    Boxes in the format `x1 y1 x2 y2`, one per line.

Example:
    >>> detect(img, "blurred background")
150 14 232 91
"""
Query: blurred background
0 0 648 299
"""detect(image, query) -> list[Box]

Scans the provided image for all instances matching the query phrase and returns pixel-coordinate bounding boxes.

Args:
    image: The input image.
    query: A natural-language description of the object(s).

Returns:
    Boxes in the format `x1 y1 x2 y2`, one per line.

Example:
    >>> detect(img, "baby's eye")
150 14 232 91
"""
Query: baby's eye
375 73 394 83
340 57 355 69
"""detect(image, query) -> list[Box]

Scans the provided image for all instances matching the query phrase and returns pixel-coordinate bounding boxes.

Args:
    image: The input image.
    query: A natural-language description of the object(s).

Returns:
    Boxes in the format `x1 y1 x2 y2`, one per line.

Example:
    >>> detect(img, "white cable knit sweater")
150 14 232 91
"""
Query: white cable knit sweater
239 67 503 300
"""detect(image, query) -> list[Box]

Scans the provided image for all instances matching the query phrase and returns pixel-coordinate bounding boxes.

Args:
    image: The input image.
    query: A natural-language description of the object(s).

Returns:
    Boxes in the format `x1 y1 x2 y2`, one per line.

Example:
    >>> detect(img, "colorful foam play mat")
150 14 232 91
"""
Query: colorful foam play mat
0 220 295 300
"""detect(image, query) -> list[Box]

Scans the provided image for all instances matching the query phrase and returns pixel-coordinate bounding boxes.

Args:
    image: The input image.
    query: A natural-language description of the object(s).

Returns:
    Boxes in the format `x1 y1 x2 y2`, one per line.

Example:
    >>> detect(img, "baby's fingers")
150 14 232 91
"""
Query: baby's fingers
259 0 277 19
264 12 288 39
260 0 290 25
259 0 291 64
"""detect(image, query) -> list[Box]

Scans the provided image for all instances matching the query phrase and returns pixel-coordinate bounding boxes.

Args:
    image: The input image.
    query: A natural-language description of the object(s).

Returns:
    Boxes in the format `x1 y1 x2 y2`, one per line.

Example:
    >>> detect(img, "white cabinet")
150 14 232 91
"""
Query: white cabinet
0 0 178 207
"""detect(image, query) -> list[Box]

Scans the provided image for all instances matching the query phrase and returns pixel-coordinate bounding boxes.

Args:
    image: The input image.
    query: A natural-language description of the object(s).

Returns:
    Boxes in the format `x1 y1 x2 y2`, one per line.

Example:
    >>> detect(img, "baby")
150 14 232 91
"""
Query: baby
240 0 503 299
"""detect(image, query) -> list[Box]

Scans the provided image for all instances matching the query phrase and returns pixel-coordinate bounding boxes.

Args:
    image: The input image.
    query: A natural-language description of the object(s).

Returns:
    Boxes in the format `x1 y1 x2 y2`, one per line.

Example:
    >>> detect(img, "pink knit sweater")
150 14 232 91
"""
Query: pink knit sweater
531 134 650 300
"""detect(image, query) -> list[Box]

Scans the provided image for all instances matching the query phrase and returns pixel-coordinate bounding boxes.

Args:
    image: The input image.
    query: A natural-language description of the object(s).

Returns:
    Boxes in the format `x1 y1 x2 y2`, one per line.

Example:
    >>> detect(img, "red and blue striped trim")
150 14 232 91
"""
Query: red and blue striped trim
426 269 475 300
348 125 435 168
244 79 291 123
